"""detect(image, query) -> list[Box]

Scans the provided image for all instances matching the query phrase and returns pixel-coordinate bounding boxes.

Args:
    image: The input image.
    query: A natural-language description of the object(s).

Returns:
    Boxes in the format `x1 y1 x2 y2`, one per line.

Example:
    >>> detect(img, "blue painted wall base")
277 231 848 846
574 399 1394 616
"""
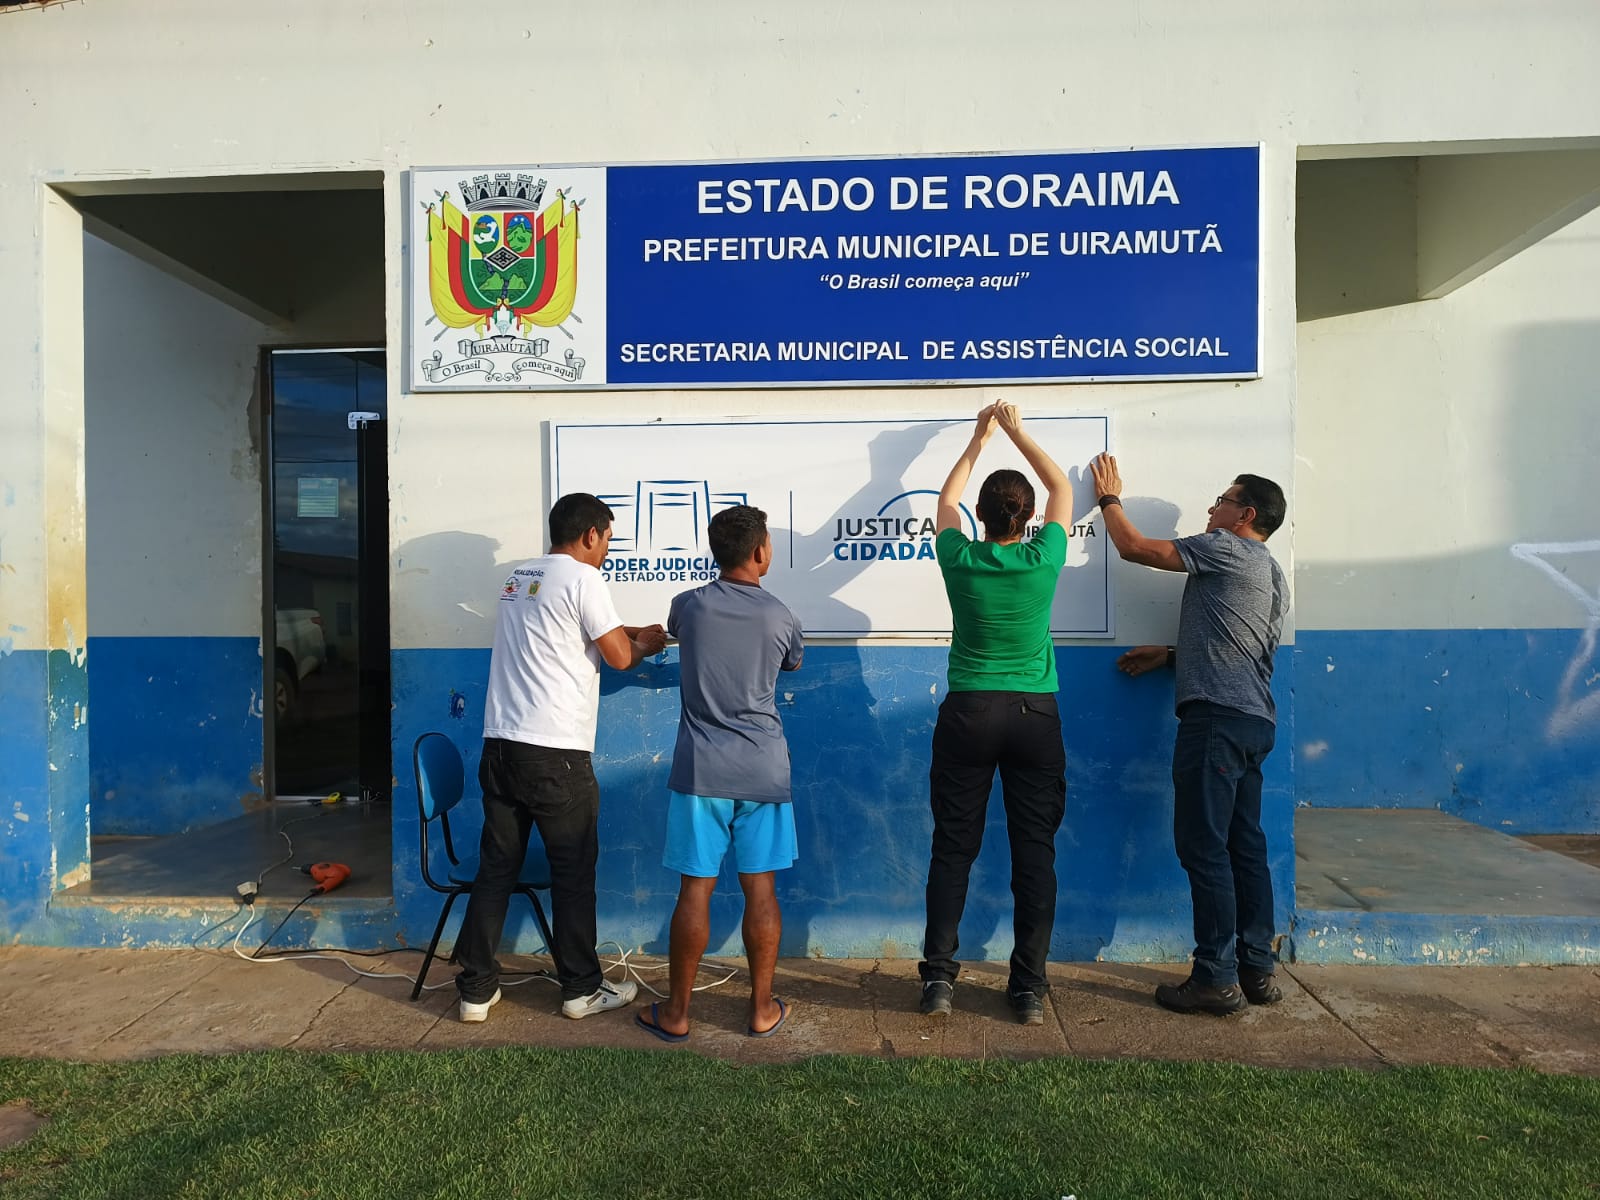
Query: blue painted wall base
87 636 265 836
1296 630 1600 833
1292 910 1600 966
1 649 54 937
389 643 1296 964
17 627 1600 964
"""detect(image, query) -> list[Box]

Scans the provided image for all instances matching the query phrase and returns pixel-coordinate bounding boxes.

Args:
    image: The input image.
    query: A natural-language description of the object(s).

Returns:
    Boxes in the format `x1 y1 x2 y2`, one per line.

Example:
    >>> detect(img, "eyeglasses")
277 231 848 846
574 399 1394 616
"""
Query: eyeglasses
1213 494 1253 510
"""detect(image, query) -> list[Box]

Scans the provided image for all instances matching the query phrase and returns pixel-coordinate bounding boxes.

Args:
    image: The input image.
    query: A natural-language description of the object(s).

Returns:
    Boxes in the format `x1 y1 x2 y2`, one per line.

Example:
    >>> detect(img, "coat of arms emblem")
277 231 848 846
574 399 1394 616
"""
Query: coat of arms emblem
418 172 587 385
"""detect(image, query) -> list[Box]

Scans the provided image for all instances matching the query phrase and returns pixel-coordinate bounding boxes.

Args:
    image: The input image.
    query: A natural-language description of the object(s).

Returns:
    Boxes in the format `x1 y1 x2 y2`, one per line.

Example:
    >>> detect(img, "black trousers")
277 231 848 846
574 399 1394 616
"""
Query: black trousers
920 691 1067 996
455 737 604 1003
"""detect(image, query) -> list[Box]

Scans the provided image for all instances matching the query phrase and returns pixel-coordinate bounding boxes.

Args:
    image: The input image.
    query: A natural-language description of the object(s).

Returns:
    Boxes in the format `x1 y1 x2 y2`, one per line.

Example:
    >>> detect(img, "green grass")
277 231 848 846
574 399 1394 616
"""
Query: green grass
2 1050 1597 1199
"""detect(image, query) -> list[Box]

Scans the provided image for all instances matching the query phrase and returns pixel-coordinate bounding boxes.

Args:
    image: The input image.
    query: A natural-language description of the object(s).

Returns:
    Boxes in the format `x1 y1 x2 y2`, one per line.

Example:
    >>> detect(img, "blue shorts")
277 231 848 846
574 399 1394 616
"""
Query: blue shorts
662 790 798 878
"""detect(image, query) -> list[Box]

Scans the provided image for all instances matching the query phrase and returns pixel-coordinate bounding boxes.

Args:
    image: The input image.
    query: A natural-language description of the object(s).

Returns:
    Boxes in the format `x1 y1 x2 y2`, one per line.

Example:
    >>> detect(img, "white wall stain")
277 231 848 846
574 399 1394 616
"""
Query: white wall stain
1510 540 1600 740
1301 739 1330 760
59 862 91 890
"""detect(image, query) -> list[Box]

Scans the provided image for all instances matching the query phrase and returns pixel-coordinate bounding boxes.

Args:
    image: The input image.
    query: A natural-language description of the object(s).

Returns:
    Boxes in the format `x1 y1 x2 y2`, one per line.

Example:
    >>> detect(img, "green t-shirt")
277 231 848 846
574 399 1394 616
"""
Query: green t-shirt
936 522 1068 693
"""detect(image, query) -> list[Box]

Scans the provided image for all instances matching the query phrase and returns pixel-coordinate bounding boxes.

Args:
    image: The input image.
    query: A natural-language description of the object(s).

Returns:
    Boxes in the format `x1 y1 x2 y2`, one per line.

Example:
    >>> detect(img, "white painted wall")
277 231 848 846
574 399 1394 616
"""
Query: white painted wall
4 0 1600 656
1296 205 1600 631
80 227 384 640
83 233 269 638
388 380 1293 650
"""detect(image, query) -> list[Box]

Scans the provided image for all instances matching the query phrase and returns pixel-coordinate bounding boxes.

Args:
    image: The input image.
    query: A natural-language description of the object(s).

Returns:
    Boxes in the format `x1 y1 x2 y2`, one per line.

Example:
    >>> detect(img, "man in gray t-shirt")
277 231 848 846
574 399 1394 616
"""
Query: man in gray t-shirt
666 576 805 804
1172 528 1289 723
634 505 804 1045
1090 455 1289 1017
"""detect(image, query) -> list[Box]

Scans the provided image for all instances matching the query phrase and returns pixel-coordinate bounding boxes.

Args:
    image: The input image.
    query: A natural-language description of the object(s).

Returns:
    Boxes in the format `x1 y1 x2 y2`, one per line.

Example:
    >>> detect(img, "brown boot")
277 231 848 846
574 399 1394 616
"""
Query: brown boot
1154 976 1248 1015
1239 969 1283 1005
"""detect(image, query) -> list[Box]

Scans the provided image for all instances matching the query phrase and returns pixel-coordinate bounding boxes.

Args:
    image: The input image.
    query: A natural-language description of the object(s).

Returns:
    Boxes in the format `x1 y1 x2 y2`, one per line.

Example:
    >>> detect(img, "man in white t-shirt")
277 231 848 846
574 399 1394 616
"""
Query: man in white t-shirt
455 492 667 1024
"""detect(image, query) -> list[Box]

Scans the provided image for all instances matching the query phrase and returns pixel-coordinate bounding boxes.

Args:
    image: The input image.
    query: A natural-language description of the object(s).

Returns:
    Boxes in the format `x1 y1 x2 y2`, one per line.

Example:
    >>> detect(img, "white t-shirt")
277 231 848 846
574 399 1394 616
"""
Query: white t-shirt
483 554 624 751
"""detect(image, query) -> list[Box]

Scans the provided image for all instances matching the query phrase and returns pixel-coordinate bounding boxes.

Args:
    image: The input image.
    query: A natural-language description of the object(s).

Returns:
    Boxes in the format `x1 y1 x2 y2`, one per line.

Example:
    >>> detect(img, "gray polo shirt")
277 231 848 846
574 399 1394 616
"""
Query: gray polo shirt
1173 530 1288 724
667 578 805 803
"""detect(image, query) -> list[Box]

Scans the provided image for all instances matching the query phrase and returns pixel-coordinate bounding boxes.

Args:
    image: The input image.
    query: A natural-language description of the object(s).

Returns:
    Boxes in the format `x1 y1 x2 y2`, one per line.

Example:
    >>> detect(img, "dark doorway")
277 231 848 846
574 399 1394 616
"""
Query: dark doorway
265 349 391 801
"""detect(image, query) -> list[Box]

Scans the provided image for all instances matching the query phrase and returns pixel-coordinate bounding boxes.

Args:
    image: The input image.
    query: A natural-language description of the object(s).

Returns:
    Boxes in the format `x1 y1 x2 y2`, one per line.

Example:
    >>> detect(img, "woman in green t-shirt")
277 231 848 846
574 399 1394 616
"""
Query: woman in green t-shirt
918 401 1073 1026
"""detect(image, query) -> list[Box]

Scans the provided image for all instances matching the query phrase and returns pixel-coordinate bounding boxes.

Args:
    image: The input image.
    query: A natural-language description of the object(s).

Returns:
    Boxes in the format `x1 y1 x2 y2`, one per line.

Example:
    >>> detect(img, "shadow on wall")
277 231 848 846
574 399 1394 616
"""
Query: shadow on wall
1296 320 1600 834
383 469 1277 961
1059 495 1191 959
392 638 1237 964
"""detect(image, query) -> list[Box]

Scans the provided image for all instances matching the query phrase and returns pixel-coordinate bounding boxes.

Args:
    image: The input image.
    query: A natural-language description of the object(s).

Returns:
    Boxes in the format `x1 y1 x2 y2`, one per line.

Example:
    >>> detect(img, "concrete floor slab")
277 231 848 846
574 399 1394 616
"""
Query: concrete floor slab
2 947 1597 1075
1293 809 1600 965
857 959 980 1059
413 985 564 1051
66 801 391 903
943 961 1072 1060
288 954 457 1052
1295 808 1600 916
1051 963 1381 1070
735 960 885 1060
92 955 351 1059
0 947 222 1059
1291 964 1600 1075
1520 834 1600 871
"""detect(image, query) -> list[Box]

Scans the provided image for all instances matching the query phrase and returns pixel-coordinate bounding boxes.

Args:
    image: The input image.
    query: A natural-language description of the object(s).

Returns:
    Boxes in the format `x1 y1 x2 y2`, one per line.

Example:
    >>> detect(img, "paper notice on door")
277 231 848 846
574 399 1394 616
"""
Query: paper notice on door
297 477 340 518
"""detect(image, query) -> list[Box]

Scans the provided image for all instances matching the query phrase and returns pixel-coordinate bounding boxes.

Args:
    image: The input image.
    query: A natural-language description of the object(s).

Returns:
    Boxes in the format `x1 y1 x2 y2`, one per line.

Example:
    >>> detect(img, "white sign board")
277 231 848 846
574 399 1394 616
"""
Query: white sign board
550 417 1112 637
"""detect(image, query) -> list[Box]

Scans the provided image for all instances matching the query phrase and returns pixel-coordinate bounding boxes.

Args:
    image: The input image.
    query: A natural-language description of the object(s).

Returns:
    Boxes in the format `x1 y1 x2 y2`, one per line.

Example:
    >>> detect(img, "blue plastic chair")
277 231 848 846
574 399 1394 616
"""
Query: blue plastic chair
411 732 556 1000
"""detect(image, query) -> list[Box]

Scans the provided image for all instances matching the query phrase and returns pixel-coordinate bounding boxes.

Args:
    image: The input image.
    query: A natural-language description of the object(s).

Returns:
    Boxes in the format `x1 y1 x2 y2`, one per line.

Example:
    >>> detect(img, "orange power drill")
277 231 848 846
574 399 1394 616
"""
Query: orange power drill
300 862 351 894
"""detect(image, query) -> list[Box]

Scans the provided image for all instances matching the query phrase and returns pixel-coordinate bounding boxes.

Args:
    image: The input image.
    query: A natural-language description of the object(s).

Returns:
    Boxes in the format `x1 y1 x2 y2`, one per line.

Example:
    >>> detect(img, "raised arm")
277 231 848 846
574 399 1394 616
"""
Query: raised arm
935 404 998 534
994 401 1071 528
1089 453 1185 572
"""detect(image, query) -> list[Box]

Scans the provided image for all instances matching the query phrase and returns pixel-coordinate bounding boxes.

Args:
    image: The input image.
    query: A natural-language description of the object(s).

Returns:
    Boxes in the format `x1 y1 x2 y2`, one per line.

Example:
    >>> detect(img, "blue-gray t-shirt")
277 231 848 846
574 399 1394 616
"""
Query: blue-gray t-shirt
667 578 805 803
1173 530 1288 724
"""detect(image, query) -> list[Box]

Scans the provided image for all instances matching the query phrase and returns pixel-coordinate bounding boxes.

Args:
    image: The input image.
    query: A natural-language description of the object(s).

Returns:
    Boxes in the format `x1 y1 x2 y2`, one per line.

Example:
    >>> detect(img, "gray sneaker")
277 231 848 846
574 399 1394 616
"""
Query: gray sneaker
919 980 954 1016
561 979 638 1020
1009 990 1045 1026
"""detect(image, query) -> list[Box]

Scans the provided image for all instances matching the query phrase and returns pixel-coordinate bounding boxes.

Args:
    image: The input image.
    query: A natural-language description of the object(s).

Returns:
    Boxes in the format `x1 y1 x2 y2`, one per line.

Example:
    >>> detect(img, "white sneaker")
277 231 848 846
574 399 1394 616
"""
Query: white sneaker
561 979 638 1019
458 987 502 1023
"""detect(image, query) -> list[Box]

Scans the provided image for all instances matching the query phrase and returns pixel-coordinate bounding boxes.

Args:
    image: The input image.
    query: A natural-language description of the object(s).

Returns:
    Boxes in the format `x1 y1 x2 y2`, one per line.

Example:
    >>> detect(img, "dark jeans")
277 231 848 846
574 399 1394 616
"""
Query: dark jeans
455 737 604 1003
920 691 1067 996
1172 702 1277 987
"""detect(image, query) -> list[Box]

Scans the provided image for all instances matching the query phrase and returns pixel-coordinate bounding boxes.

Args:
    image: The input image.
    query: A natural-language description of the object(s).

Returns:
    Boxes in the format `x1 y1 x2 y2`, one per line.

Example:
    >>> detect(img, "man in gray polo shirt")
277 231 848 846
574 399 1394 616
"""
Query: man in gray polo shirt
634 505 805 1043
1090 454 1289 1016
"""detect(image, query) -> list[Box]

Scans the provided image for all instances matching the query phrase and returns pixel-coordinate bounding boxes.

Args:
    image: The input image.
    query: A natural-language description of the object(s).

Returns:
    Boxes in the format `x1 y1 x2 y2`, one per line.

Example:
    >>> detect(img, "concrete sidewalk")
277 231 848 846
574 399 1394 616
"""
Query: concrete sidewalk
1 946 1596 1074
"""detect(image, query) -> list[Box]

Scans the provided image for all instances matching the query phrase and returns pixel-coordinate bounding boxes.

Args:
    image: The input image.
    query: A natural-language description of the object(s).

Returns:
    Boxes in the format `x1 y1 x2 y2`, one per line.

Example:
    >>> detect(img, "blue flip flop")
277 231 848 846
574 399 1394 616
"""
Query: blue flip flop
635 1003 689 1044
747 996 790 1038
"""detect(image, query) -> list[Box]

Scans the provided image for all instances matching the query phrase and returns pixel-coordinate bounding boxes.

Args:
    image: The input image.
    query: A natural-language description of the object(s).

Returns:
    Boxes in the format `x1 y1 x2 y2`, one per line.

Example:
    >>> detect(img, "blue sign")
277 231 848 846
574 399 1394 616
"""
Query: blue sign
407 147 1259 391
605 146 1258 386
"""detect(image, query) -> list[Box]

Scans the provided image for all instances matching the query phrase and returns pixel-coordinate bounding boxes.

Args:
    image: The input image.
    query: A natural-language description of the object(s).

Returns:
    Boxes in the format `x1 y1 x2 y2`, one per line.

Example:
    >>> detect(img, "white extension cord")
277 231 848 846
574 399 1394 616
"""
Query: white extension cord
225 910 738 995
